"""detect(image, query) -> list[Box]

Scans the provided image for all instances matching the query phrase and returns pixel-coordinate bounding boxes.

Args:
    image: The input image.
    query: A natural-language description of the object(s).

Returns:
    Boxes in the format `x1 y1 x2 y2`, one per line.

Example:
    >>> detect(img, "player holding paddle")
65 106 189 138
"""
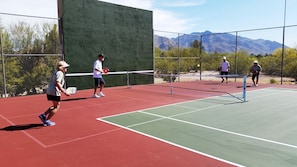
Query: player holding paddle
250 60 262 87
93 53 108 98
220 56 230 83
39 61 71 126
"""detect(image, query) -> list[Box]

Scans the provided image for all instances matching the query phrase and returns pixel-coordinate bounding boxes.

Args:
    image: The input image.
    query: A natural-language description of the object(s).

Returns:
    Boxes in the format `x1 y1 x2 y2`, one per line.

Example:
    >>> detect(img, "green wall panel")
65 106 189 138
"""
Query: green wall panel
59 0 153 89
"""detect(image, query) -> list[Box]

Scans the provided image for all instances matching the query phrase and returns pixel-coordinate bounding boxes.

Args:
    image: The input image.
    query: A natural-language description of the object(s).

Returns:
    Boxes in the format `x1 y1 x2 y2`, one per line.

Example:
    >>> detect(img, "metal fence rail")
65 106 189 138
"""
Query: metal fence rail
1 12 297 98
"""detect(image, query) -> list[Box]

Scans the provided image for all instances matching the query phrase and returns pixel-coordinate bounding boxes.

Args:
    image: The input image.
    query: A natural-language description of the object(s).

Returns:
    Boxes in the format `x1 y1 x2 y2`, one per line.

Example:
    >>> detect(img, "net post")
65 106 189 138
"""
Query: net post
242 75 247 102
126 71 130 88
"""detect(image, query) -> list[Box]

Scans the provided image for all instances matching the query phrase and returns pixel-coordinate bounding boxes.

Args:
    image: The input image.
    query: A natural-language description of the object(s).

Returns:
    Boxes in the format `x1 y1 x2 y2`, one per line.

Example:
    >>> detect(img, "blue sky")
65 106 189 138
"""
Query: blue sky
0 0 296 47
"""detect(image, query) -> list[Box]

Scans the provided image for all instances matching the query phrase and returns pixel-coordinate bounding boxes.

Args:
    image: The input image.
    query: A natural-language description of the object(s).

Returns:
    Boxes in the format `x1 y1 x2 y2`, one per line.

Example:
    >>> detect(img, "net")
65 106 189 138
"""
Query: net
132 72 247 102
66 70 247 102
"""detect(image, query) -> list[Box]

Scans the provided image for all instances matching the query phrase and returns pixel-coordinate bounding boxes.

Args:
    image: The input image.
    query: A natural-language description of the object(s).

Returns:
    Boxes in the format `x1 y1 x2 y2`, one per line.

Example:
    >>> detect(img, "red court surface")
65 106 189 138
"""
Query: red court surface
0 81 291 167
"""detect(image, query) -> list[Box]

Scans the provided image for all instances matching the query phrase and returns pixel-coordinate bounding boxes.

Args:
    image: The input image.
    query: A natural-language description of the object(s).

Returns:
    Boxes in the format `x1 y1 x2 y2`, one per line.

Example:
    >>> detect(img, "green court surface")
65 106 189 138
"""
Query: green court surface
98 87 297 167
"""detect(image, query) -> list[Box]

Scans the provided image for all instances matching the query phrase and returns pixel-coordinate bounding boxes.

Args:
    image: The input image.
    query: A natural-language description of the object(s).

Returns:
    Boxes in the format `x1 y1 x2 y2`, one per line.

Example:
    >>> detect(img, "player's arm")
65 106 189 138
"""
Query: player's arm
55 73 70 96
250 67 254 73
55 81 70 96
218 63 222 71
258 65 262 72
94 62 103 73
94 68 103 73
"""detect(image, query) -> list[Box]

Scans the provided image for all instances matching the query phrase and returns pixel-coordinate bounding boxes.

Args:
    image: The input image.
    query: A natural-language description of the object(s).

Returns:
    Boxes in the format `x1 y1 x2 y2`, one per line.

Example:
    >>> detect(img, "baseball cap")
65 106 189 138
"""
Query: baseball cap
223 56 226 60
254 60 258 64
98 53 104 57
57 61 70 68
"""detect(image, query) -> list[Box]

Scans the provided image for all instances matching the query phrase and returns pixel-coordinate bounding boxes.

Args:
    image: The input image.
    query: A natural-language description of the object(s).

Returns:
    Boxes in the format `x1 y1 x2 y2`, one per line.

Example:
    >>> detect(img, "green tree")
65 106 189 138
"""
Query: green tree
5 22 60 95
0 30 23 96
229 51 253 75
202 52 223 71
188 40 202 72
190 39 202 49
283 48 297 80
260 47 297 81
9 22 35 53
43 24 60 53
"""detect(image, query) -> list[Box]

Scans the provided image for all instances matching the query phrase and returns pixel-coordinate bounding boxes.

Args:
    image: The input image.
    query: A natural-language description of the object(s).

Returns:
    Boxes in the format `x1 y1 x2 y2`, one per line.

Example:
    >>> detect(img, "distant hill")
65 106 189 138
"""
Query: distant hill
154 31 285 55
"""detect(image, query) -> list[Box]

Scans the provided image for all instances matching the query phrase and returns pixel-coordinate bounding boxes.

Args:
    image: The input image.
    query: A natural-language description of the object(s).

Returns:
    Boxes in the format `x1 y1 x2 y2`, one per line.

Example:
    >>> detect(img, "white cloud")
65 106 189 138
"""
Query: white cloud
153 10 197 36
1 0 202 37
98 0 201 37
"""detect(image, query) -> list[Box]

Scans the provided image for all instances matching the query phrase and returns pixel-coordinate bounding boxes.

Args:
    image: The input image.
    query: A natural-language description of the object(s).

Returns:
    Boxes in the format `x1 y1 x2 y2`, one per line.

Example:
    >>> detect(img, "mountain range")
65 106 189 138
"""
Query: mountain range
154 31 285 55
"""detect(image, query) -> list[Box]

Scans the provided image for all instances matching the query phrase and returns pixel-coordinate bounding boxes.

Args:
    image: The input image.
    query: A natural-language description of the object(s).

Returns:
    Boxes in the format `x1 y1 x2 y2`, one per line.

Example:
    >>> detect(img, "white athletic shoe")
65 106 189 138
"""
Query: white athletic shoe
93 94 100 98
98 92 105 97
44 120 56 126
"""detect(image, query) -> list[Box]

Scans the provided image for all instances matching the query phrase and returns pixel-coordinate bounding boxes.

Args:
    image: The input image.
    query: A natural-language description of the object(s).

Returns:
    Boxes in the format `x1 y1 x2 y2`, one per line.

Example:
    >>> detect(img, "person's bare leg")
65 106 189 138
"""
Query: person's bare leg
94 86 98 95
252 76 256 86
99 83 104 92
256 75 259 86
98 83 105 96
44 106 54 116
46 101 60 120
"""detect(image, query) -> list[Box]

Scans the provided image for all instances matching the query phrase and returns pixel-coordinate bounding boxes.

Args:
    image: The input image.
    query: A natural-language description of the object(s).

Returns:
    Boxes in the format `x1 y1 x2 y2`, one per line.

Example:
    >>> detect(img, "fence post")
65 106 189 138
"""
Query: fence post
170 73 173 94
243 75 247 102
0 30 8 97
126 71 130 88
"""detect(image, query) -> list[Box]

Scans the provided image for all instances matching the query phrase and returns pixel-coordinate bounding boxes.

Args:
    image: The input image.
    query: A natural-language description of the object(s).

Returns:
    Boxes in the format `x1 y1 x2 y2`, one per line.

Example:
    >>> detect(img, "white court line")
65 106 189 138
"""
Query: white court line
43 87 297 148
96 88 297 167
98 118 245 167
100 88 281 120
0 87 288 151
139 111 297 150
265 87 297 92
45 127 123 148
10 88 280 149
45 99 224 147
99 92 238 120
0 88 282 149
44 88 297 149
0 114 47 148
245 87 297 101
97 103 246 166
97 103 224 133
0 113 128 148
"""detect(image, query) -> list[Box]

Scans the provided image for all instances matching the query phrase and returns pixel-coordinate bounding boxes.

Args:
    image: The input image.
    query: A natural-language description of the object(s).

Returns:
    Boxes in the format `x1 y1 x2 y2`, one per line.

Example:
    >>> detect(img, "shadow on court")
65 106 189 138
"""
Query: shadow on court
203 82 221 85
0 124 44 131
62 97 92 102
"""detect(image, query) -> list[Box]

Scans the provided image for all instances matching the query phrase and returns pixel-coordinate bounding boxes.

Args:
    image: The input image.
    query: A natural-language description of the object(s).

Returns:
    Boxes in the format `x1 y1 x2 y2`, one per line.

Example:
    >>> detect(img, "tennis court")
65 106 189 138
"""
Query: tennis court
1 80 297 167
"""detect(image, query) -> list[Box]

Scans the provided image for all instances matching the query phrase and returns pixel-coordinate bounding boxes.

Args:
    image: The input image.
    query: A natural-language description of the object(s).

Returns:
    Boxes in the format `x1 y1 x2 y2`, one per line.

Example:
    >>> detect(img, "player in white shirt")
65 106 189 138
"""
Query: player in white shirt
39 61 71 126
220 56 230 83
93 54 106 98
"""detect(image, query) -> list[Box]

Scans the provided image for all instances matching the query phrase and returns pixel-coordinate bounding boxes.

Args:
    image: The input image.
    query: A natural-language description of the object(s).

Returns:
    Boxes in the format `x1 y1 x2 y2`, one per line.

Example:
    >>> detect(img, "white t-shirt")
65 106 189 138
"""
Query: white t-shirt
93 59 103 78
47 71 65 96
220 61 230 72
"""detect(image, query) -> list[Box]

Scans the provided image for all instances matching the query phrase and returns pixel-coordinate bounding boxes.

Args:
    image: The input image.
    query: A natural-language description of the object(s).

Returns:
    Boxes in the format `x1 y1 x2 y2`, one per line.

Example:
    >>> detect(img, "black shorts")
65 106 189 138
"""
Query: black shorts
220 71 229 76
252 73 259 80
47 94 61 102
94 77 105 86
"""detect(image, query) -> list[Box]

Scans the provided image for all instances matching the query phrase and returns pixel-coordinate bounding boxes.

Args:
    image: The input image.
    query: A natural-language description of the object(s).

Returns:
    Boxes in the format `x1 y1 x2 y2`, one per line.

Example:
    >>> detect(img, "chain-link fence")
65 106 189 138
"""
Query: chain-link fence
154 25 297 84
1 12 297 98
0 13 62 98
